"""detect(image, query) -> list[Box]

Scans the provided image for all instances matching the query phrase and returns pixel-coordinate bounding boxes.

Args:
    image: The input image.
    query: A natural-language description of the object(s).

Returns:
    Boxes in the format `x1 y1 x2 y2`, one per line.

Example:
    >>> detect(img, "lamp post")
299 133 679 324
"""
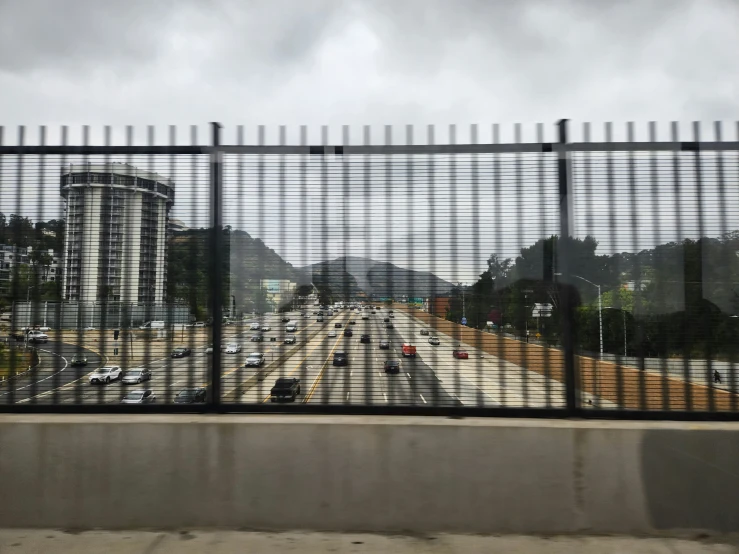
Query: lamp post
556 273 602 357
573 275 602 358
603 306 627 357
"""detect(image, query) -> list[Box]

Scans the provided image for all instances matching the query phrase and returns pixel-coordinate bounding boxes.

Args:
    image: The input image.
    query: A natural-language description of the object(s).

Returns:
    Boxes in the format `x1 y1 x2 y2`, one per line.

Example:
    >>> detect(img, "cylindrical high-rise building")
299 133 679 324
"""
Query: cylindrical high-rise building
61 163 174 305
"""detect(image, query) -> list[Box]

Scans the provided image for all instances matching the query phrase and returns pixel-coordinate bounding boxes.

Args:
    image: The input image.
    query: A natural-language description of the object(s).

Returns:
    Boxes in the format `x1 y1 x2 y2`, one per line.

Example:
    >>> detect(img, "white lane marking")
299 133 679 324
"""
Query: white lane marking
350 370 353 377
346 392 350 401
406 372 411 379
10 349 69 399
419 394 427 404
382 393 388 402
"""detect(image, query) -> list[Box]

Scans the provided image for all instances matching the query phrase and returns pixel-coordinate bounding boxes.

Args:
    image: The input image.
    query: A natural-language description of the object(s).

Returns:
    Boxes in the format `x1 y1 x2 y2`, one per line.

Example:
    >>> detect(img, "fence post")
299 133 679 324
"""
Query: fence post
556 119 579 415
209 122 223 410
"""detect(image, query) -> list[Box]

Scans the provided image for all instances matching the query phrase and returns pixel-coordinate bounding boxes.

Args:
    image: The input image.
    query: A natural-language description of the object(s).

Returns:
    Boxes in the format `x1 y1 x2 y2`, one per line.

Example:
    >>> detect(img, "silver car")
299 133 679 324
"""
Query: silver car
120 389 156 404
122 368 152 385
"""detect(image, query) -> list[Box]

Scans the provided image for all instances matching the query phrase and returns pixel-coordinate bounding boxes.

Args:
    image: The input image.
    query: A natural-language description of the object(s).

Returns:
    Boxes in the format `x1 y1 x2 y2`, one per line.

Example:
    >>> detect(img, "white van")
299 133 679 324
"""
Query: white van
285 323 297 332
139 320 165 330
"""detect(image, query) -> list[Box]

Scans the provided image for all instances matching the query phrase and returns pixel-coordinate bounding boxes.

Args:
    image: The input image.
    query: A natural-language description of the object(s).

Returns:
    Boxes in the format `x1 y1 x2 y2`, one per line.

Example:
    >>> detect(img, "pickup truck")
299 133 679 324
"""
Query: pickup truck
270 378 301 402
402 343 417 358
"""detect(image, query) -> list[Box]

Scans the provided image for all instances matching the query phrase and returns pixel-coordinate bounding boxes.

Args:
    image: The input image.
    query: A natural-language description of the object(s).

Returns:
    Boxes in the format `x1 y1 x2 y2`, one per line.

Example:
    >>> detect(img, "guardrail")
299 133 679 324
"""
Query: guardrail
1 120 738 419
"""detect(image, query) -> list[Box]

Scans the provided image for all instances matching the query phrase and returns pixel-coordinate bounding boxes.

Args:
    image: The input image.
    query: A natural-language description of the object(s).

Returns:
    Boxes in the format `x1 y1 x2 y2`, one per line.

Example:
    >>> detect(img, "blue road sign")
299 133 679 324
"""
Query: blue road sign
461 317 467 325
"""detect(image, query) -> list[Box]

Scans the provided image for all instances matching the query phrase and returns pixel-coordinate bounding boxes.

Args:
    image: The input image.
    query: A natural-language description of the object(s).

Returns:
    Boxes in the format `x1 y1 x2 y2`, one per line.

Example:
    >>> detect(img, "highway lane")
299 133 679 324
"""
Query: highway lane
2 340 104 405
236 310 352 404
304 310 463 406
392 309 577 408
17 311 310 405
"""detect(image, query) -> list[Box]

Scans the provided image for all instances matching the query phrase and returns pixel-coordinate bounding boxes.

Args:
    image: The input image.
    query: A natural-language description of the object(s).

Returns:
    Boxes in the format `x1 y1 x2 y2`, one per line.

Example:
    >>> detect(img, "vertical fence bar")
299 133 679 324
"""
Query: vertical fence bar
557 119 578 414
209 122 223 409
536 122 553 408
671 122 692 412
649 122 670 411
692 122 715 413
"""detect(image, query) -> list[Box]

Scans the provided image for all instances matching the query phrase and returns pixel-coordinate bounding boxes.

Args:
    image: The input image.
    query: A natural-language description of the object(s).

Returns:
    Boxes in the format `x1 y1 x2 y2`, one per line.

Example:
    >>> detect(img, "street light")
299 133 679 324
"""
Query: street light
556 273 602 358
603 306 628 357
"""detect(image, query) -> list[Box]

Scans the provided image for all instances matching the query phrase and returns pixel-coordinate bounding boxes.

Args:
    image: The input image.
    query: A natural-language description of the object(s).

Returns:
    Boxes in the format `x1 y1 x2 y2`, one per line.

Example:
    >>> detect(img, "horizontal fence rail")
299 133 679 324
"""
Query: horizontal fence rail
0 121 738 419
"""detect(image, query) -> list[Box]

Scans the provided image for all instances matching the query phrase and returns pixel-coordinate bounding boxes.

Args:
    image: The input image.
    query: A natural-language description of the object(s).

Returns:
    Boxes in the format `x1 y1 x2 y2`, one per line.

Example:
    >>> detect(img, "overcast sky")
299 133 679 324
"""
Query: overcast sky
1 0 738 282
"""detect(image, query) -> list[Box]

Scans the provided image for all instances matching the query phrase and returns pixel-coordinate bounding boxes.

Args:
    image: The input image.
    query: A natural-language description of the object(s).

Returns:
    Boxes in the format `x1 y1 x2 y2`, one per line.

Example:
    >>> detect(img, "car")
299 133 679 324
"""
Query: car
343 329 353 337
224 343 242 354
379 340 390 350
250 334 264 342
428 336 441 345
70 354 88 366
360 334 371 344
384 317 390 323
420 329 430 336
317 317 324 322
261 325 271 332
82 326 96 332
205 345 214 354
328 330 337 338
174 387 207 403
89 366 123 384
453 348 469 360
371 311 376 315
384 359 401 374
270 377 301 402
286 323 297 332
386 323 394 330
333 351 348 366
362 314 369 320
193 322 206 328
171 347 192 358
300 312 307 317
245 353 265 367
281 316 291 323
349 320 356 325
26 330 48 343
250 322 261 330
334 322 342 328
389 314 395 319
284 335 297 344
122 367 152 385
120 389 157 404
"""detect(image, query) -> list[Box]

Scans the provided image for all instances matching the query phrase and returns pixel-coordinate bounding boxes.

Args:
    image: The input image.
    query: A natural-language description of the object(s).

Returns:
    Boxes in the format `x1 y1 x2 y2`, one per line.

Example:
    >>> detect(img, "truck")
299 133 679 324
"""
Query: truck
270 378 301 402
402 343 417 358
139 320 165 330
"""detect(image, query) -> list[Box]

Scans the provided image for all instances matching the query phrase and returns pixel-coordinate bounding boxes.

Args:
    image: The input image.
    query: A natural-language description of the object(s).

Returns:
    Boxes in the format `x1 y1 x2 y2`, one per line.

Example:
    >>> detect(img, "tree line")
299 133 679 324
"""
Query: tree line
445 233 739 359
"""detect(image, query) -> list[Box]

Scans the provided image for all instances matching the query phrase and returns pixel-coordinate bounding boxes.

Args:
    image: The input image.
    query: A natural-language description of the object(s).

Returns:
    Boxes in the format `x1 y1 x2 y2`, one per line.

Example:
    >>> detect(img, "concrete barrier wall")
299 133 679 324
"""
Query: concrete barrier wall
0 415 737 534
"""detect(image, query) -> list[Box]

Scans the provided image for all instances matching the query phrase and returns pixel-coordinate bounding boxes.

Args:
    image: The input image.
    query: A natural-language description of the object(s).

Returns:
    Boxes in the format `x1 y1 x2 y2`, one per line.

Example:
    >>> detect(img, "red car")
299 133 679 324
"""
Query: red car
452 349 469 360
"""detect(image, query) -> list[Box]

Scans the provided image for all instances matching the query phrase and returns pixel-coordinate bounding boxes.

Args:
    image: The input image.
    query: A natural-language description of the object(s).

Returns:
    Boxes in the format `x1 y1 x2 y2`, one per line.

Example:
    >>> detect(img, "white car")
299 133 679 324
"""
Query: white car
261 325 271 332
245 353 265 367
328 330 337 338
224 343 242 354
89 366 123 384
26 330 48 343
250 322 261 330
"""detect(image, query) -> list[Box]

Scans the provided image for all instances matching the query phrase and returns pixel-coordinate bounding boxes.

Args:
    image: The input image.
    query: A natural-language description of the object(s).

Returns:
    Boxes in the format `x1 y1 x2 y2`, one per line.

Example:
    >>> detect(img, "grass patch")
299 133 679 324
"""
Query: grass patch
0 344 32 379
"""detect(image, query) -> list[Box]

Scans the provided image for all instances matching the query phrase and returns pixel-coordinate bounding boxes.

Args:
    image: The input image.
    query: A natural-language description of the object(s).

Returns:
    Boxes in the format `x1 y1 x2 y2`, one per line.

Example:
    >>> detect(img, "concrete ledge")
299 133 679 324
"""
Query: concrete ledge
0 415 737 535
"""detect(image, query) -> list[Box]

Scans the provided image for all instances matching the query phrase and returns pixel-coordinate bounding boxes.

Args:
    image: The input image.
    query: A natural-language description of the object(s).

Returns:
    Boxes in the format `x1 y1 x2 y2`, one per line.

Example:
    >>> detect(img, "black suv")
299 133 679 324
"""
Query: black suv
344 329 353 337
384 360 401 374
420 329 429 335
379 340 390 350
333 351 349 366
174 388 207 403
360 334 371 344
171 347 191 358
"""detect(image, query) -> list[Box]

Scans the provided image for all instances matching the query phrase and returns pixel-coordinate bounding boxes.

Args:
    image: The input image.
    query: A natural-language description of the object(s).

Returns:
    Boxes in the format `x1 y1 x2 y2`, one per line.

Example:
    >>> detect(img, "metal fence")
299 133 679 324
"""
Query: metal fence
0 120 738 419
